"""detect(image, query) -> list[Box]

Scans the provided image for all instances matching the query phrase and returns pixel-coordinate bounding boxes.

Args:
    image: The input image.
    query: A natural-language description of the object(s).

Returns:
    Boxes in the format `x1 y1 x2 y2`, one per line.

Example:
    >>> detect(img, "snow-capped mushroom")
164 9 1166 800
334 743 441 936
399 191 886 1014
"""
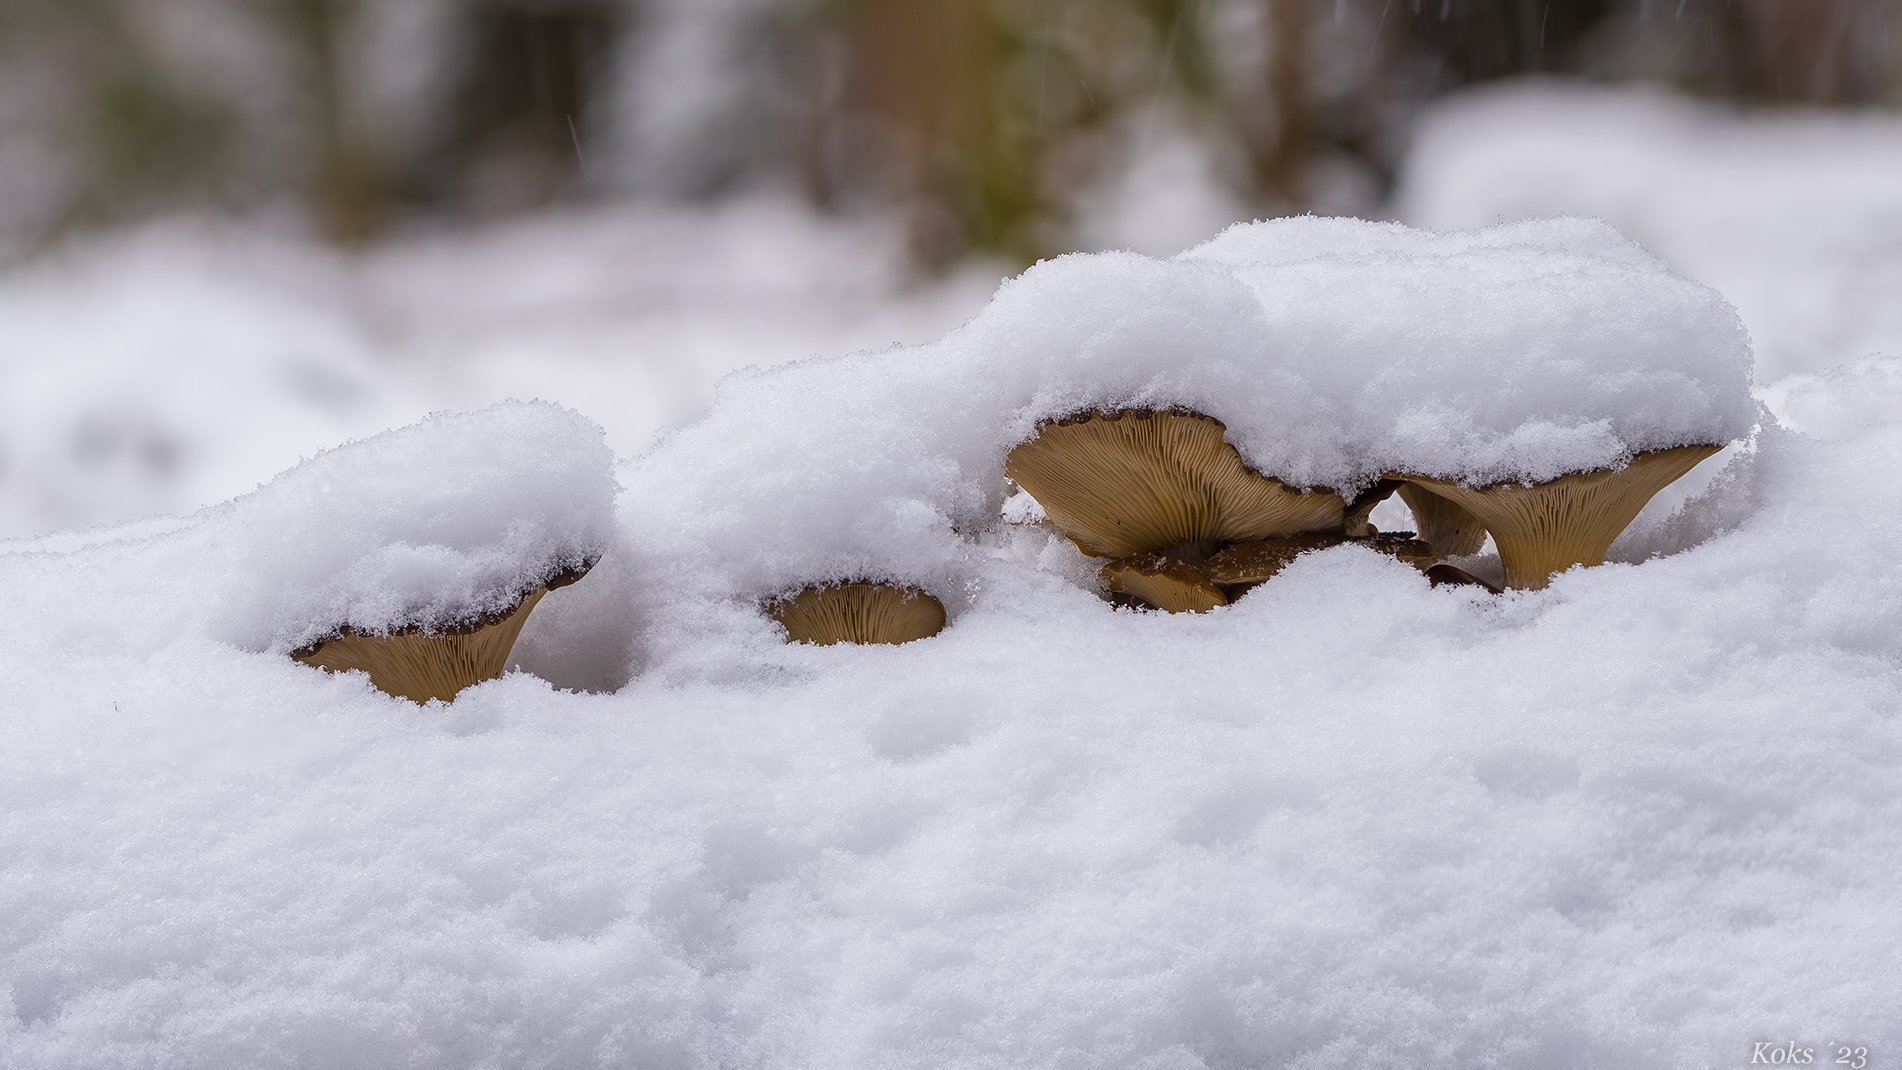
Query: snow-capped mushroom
1396 444 1723 589
770 582 947 645
1100 555 1228 613
1393 483 1489 558
293 560 595 704
1004 408 1346 559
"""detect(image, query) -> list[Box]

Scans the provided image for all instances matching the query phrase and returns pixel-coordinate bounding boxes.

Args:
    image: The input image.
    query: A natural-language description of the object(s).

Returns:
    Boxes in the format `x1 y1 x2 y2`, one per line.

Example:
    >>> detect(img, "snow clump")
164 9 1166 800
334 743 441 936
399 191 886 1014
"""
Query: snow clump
620 215 1754 624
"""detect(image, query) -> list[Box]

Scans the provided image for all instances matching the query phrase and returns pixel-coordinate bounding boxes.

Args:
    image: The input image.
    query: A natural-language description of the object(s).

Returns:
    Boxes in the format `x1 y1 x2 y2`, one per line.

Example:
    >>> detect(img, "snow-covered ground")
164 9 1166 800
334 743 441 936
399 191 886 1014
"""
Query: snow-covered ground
6 86 1902 1069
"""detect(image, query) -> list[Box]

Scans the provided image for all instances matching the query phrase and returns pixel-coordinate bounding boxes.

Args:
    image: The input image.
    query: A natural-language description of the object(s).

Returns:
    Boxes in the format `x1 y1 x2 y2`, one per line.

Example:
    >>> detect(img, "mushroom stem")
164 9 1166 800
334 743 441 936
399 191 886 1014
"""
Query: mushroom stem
1393 483 1488 558
1099 555 1227 613
770 583 947 645
1341 479 1404 537
1397 444 1723 589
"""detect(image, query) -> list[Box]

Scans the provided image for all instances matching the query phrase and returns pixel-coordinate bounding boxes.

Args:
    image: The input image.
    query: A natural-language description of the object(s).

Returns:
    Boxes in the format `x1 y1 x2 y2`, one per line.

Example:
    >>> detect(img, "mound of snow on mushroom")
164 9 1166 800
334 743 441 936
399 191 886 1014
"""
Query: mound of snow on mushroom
616 215 1754 640
3 401 616 681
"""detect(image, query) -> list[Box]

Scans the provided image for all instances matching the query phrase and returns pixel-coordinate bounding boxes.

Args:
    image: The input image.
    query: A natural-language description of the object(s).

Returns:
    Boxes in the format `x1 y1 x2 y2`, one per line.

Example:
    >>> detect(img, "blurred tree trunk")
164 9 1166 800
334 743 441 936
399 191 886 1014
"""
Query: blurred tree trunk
249 0 388 242
1723 0 1893 105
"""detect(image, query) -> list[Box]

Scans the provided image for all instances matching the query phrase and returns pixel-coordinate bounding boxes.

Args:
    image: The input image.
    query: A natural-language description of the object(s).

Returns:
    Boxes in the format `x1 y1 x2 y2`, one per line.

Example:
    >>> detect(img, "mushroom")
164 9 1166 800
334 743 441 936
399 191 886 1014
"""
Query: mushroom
1099 554 1228 613
1004 408 1346 560
770 582 947 645
292 560 595 703
1341 479 1405 538
1393 483 1489 558
1394 444 1723 589
1201 532 1439 589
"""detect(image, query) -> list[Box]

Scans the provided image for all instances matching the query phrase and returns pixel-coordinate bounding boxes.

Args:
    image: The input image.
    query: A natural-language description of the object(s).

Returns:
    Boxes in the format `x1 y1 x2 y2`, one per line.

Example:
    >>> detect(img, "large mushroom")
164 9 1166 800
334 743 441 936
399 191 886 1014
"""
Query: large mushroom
1393 444 1723 589
1006 408 1358 611
1004 408 1346 561
293 560 595 703
770 582 947 645
1393 484 1488 558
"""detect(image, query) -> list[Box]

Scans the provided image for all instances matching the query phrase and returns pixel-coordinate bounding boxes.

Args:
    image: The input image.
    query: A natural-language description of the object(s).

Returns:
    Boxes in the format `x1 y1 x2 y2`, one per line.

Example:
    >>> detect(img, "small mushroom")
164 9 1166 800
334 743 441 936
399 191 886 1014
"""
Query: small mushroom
1004 408 1346 559
1099 555 1228 613
292 561 594 703
1202 532 1440 589
1395 444 1723 589
770 582 947 645
1393 483 1489 558
1201 533 1348 584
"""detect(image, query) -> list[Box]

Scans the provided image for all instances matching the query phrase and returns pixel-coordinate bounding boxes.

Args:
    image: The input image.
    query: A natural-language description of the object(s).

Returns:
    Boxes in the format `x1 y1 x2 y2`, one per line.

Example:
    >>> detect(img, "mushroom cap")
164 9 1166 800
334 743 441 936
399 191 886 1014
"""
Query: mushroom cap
1004 409 1346 558
769 583 948 645
292 585 550 704
1202 533 1438 584
1099 555 1228 613
1396 444 1723 589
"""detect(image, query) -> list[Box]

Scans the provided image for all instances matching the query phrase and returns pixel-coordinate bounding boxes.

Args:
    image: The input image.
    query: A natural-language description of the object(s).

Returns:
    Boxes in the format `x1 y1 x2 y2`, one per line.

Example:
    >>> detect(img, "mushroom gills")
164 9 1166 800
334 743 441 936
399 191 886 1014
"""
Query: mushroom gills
770 583 947 645
291 560 594 704
1393 483 1489 558
1099 555 1228 613
1396 444 1723 590
1004 409 1346 558
293 590 543 704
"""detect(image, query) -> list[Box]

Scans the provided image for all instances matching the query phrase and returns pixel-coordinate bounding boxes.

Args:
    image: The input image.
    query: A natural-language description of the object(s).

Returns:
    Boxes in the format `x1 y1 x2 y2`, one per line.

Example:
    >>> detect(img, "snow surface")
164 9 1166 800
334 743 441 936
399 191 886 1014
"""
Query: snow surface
6 193 1901 1065
1396 80 1902 383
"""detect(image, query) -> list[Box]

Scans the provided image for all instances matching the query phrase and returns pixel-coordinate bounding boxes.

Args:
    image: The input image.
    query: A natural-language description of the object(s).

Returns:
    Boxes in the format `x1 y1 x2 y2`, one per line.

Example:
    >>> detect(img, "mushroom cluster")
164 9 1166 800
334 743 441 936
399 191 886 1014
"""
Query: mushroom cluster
1001 408 1717 610
1004 409 1450 612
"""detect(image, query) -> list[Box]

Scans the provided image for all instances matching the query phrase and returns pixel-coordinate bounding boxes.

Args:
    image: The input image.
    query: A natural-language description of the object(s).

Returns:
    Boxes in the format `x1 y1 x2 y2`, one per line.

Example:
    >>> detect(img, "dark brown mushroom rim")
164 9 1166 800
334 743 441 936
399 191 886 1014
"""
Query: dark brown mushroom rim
1105 531 1440 611
289 555 600 656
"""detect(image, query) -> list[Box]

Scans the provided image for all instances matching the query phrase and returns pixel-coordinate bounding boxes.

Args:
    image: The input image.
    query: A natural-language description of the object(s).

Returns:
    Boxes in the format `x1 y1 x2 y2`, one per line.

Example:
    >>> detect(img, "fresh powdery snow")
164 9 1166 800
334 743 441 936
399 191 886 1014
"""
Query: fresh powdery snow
4 216 1900 1069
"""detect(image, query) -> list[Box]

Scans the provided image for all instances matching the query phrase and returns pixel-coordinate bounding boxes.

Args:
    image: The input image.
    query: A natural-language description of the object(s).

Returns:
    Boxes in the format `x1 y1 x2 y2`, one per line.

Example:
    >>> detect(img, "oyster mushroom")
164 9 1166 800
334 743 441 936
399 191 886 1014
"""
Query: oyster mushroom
292 560 595 704
1201 533 1439 588
1396 444 1724 589
1393 483 1489 558
770 582 947 645
1100 554 1229 613
1003 408 1346 561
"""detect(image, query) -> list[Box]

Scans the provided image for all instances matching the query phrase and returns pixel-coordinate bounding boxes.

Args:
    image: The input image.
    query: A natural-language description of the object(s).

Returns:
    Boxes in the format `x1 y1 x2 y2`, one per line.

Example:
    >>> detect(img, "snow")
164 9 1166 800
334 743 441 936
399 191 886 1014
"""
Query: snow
1396 80 1902 383
4 122 1902 1066
206 401 616 651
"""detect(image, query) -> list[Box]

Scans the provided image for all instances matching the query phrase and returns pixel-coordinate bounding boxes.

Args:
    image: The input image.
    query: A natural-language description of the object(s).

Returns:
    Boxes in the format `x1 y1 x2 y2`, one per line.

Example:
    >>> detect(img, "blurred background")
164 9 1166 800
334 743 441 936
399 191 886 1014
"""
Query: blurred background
1 0 1899 540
